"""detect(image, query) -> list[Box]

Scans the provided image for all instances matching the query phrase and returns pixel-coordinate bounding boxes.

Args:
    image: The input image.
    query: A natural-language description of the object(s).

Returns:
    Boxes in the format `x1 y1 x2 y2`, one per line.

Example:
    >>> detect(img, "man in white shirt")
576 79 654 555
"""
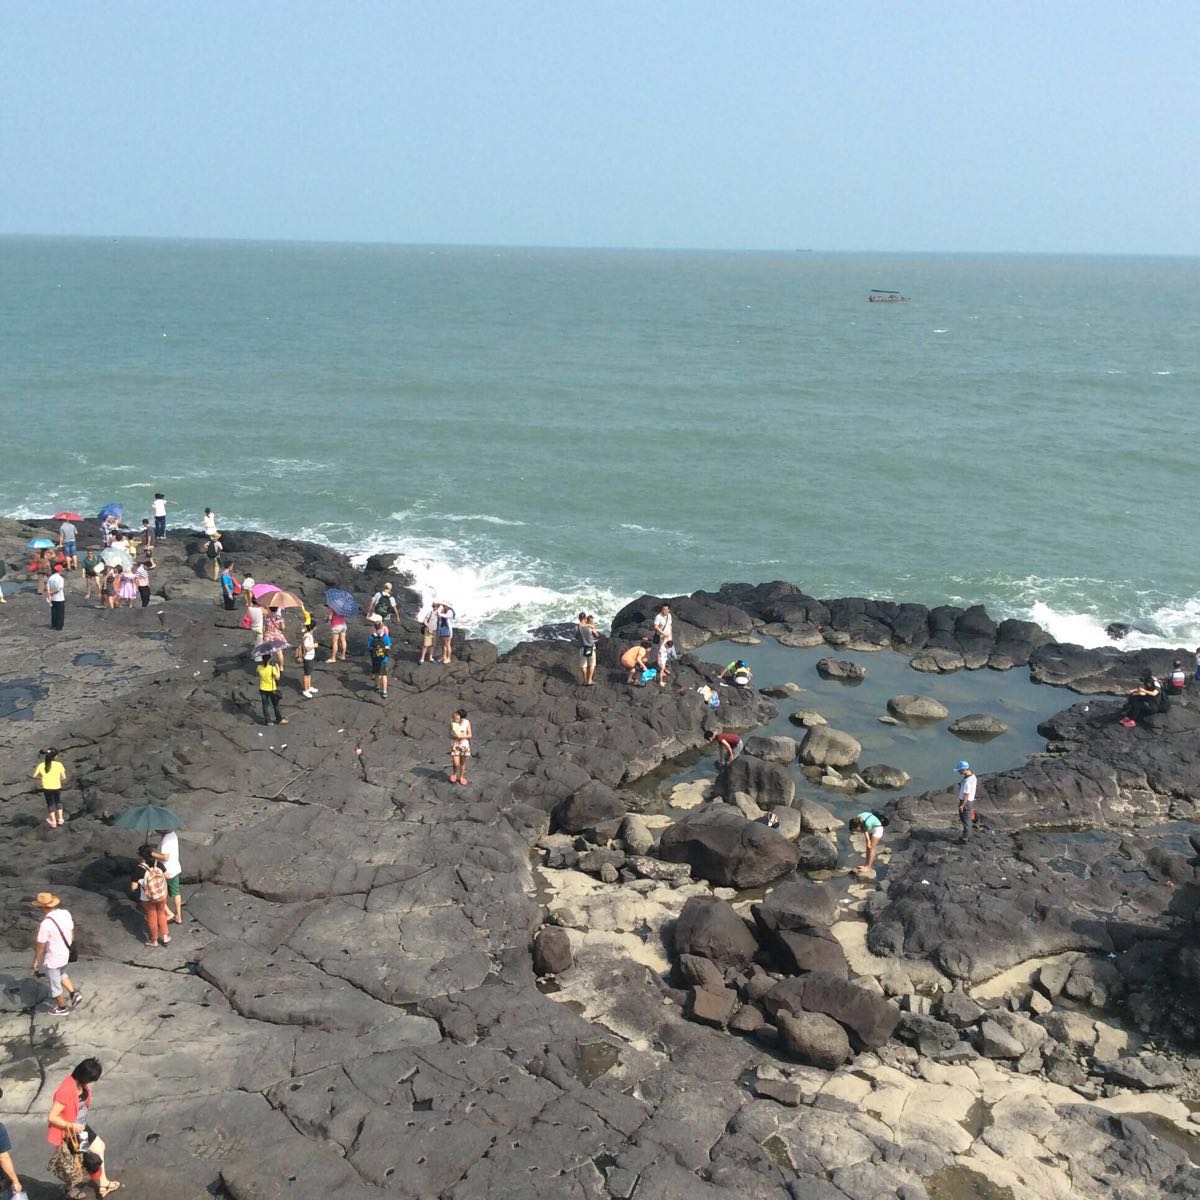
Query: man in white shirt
956 761 977 842
653 603 673 645
152 492 175 540
153 829 184 924
45 568 66 631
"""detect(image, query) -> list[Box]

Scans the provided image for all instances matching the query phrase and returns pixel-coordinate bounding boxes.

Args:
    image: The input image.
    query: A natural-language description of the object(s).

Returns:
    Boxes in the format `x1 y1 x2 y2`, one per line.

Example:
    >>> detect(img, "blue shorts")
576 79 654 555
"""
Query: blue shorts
371 657 389 675
63 541 76 557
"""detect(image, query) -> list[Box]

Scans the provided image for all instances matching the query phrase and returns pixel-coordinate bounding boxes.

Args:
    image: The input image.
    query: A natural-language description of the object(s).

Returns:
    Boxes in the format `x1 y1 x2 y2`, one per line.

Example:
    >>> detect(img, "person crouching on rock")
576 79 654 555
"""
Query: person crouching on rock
449 709 472 786
705 729 743 772
848 811 886 874
1120 672 1160 727
621 639 650 684
716 659 752 688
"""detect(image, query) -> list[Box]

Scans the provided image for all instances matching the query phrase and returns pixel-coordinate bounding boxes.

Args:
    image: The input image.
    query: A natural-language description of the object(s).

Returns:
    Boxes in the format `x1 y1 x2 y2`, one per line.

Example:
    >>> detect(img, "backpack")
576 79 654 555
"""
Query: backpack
871 810 891 828
144 867 168 903
206 542 219 559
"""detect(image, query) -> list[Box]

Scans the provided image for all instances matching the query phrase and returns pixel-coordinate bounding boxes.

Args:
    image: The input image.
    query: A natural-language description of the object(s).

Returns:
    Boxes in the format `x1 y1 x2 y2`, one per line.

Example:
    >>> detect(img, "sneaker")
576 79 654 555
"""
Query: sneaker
69 991 84 1010
1119 717 1136 727
302 690 313 699
49 1005 70 1017
308 686 318 693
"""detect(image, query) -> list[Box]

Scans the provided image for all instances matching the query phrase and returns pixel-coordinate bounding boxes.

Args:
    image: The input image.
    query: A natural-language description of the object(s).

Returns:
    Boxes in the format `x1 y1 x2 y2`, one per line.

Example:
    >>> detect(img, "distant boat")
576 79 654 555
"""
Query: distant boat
869 290 909 303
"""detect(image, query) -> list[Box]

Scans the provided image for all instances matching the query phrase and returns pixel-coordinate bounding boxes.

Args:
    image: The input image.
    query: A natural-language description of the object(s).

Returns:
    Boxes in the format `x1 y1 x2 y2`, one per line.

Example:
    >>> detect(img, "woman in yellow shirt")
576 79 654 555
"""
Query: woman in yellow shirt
33 749 67 828
256 656 287 726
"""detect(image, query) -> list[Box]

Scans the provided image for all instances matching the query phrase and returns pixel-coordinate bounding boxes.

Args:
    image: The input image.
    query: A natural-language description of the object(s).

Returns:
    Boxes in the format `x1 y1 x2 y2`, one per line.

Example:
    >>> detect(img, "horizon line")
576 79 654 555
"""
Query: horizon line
0 231 1196 261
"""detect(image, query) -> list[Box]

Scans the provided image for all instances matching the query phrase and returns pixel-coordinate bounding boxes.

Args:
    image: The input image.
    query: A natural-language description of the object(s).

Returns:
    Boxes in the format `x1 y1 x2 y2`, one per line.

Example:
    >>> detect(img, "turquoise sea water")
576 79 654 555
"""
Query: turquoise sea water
0 237 1196 647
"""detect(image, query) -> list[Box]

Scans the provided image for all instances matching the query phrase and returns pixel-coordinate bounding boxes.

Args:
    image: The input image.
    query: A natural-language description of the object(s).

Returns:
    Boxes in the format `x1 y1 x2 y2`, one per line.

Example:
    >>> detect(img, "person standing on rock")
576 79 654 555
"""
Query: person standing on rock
436 603 456 664
31 893 83 1016
58 518 78 570
653 603 673 645
33 748 68 829
576 612 600 685
256 654 286 726
152 827 184 926
204 532 223 582
0 1111 27 1200
130 848 170 946
326 603 348 662
449 709 472 785
45 563 66 630
848 811 885 873
152 491 175 540
47 1058 120 1197
202 507 218 539
367 615 391 698
705 729 744 770
135 561 151 608
956 761 977 841
300 621 319 698
219 562 239 611
656 637 673 688
368 582 399 624
621 638 650 684
418 601 439 664
138 517 156 568
81 548 101 601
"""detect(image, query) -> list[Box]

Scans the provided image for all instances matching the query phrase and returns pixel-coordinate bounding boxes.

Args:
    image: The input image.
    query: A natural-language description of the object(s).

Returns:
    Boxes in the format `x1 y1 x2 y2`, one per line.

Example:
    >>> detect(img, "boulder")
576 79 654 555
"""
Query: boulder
770 807 803 842
552 781 626 834
816 658 866 681
716 754 796 808
730 792 764 822
936 991 985 1029
688 985 739 1029
797 799 841 833
760 682 804 699
1095 1053 1183 1091
751 880 838 934
798 726 862 768
532 927 573 976
775 1011 852 1069
659 804 800 888
762 972 900 1048
751 1074 802 1104
771 929 848 977
730 1005 767 1035
978 1010 1046 1060
859 764 910 790
910 648 965 673
948 713 1009 737
672 896 759 969
886 694 950 721
1038 1010 1098 1054
743 734 797 763
678 953 727 991
787 710 828 728
793 835 838 872
619 813 655 855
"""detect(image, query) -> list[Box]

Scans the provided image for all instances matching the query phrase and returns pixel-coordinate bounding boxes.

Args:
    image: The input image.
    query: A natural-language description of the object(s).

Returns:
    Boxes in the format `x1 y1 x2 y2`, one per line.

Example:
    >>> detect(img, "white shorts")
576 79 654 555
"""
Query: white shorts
46 965 67 997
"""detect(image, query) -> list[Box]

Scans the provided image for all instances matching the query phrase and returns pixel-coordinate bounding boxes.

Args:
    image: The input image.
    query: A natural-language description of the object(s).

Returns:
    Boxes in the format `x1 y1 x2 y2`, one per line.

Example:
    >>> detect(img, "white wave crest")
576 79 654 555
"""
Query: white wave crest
1029 598 1200 651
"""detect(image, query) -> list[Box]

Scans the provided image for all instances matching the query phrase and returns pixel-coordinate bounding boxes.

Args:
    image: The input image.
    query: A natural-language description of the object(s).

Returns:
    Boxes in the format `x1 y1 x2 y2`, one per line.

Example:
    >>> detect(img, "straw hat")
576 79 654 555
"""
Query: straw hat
33 892 61 910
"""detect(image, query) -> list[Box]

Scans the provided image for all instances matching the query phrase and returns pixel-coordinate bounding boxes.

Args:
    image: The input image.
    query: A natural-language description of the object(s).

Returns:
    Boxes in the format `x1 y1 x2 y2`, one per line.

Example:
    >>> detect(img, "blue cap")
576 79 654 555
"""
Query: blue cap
956 761 970 772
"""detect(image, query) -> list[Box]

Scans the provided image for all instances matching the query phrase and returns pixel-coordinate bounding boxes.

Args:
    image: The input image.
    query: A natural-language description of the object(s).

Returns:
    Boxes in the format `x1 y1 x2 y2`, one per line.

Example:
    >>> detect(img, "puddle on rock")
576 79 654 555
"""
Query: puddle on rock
136 631 170 642
574 1041 620 1085
926 1165 1015 1200
0 677 49 720
73 651 113 667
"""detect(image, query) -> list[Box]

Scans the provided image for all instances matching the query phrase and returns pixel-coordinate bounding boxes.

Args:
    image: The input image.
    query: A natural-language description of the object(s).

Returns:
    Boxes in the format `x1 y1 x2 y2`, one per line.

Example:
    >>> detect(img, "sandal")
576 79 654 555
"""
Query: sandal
99 1183 123 1197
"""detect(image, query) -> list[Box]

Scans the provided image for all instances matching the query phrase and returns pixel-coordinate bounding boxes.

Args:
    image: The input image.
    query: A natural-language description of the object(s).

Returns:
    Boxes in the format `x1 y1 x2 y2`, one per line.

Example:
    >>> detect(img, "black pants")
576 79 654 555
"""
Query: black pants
223 594 235 610
260 690 282 724
155 516 166 539
139 585 152 607
50 600 65 630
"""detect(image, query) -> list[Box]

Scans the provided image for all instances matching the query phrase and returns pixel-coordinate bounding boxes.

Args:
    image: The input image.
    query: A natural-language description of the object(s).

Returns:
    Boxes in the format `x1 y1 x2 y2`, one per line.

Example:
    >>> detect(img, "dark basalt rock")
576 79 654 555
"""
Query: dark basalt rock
816 657 867 681
673 896 760 969
776 1010 851 1068
658 804 801 888
532 926 573 975
762 972 900 1049
716 753 796 808
551 780 627 834
751 880 839 935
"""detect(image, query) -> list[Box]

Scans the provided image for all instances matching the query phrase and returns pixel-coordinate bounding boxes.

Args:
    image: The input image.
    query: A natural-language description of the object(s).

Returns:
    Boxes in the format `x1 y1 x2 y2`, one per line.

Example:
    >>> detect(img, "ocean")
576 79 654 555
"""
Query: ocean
1 237 1196 650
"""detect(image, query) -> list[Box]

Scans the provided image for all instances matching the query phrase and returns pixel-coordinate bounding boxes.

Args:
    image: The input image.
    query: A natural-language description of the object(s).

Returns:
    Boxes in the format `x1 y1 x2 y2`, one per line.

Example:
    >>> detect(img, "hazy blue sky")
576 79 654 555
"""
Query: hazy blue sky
3 2 1196 253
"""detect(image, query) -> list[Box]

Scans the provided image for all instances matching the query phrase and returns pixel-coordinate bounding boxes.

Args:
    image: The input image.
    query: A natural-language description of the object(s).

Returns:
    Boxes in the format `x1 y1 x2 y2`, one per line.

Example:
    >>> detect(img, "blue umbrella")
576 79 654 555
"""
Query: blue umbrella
112 803 183 832
26 537 55 550
325 588 360 617
98 502 124 520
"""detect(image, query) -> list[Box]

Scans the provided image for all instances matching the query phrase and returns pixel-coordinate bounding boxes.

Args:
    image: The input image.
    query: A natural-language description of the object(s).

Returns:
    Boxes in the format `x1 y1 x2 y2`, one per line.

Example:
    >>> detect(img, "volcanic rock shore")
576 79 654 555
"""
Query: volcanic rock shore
0 521 1197 1199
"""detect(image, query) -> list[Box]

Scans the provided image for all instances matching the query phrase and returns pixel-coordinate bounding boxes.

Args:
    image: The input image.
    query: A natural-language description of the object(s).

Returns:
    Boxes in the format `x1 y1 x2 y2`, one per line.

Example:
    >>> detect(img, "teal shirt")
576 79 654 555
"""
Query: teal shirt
855 811 882 832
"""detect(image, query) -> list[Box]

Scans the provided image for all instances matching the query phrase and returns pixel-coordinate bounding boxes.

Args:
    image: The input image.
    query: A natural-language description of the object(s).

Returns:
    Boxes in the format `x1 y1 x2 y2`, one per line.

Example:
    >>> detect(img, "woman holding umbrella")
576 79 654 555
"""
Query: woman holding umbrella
325 588 357 663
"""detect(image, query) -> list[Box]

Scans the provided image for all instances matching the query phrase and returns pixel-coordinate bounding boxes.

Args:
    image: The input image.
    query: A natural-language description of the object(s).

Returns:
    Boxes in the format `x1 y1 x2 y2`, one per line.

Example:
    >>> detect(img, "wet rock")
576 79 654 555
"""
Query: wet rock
948 713 1009 737
673 896 759 969
798 726 862 767
688 984 738 1028
787 709 828 728
742 734 797 762
658 803 800 888
910 647 965 673
759 682 804 699
860 763 911 789
816 657 866 681
886 694 950 721
532 926 573 975
776 1010 852 1068
716 753 796 808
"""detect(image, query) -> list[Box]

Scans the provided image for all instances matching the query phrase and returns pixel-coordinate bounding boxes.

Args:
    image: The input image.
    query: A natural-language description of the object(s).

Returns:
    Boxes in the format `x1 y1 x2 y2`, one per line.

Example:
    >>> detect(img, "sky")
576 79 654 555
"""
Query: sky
2 2 1197 254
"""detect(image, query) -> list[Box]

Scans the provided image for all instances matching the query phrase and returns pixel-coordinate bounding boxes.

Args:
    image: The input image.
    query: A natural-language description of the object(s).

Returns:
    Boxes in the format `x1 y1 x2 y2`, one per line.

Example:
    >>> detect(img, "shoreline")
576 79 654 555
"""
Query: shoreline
0 516 1197 1197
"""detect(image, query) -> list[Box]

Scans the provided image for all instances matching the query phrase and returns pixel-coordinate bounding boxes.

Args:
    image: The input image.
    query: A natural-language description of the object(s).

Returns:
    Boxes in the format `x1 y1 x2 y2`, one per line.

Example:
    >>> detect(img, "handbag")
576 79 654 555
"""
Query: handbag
48 913 78 963
48 1130 83 1189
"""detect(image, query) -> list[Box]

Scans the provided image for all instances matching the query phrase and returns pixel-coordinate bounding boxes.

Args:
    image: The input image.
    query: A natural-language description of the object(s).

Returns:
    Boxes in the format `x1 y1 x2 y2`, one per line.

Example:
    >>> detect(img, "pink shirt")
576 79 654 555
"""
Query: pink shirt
37 911 74 970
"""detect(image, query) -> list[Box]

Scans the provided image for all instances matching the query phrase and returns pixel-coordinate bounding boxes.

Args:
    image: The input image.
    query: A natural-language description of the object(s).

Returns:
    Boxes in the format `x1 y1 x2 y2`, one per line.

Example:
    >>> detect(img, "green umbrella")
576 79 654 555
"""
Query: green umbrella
112 803 183 832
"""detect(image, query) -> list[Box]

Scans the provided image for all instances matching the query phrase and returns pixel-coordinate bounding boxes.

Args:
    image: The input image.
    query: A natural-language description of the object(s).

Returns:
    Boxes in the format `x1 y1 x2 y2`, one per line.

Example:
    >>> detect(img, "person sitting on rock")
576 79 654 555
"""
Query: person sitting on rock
1120 672 1160 727
1167 659 1187 694
705 729 743 770
621 639 651 684
848 811 886 873
716 659 752 687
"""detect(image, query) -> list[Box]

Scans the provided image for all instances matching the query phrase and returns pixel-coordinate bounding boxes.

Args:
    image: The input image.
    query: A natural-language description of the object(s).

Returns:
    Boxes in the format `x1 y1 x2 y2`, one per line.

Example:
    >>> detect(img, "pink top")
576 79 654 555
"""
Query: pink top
37 911 74 970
